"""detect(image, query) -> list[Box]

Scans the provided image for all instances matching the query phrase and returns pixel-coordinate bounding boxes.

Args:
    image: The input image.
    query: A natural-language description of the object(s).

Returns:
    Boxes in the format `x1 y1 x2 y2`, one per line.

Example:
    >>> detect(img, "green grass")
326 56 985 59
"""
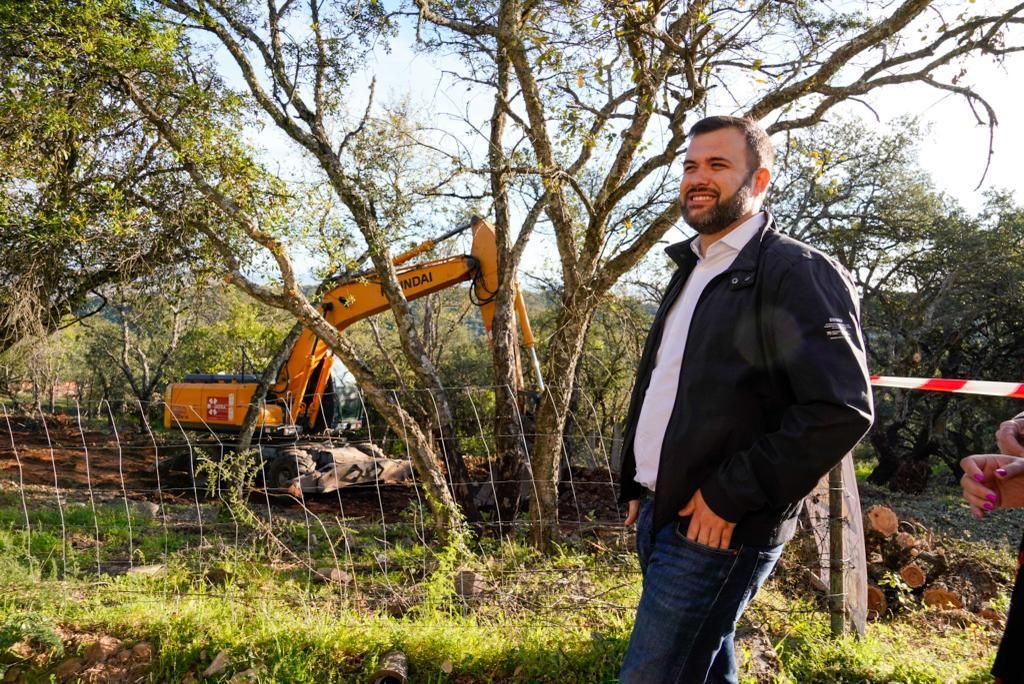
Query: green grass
751 591 998 683
0 490 1012 683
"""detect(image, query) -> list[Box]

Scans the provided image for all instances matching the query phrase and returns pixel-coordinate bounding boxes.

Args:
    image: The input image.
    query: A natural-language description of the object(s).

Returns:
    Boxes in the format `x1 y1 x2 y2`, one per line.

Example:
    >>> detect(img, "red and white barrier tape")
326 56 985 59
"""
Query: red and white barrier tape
870 375 1024 399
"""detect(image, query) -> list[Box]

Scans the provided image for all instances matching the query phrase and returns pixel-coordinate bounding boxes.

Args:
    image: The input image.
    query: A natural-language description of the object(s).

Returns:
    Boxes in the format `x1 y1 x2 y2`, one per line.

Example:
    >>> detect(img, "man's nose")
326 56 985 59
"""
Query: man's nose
683 167 709 186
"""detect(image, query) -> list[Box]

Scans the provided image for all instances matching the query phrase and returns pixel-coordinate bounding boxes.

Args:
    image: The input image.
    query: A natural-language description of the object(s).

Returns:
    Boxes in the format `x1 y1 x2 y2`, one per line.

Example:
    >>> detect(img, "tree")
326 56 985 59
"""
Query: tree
101 0 488 540
771 120 1024 490
0 0 220 354
411 0 1024 545
864 195 1024 490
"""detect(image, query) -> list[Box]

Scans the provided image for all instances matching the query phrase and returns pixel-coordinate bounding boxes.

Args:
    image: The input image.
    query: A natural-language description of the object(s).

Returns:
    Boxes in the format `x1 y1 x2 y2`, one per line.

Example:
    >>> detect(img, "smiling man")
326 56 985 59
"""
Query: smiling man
617 116 874 683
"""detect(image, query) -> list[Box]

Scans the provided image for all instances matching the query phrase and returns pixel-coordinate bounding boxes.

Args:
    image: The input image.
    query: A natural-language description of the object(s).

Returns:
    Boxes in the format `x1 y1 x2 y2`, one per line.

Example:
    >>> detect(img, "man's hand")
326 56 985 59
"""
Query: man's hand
624 499 640 526
679 489 736 550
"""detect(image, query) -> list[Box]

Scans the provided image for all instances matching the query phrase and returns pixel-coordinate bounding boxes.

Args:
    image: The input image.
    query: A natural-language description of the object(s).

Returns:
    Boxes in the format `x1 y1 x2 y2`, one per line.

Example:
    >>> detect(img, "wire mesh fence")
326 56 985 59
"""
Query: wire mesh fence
0 385 848 629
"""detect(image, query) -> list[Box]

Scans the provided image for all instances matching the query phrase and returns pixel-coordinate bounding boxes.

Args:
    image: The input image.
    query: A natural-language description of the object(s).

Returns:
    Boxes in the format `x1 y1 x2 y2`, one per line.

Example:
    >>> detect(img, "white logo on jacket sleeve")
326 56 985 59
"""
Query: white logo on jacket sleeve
824 317 853 341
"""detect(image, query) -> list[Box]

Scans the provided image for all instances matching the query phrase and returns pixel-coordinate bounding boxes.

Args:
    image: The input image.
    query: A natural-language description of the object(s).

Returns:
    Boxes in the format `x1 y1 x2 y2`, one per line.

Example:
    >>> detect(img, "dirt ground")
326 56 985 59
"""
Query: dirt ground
0 413 623 526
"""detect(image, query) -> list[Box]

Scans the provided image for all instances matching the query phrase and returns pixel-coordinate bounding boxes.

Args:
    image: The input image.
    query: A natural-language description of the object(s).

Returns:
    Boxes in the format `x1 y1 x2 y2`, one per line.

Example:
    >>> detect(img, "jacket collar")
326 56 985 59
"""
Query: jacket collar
665 211 778 288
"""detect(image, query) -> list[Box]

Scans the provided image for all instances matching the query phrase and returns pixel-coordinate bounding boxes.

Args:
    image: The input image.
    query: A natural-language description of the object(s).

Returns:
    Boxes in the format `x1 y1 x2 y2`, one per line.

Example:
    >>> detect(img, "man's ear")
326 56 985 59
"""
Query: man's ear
752 167 772 196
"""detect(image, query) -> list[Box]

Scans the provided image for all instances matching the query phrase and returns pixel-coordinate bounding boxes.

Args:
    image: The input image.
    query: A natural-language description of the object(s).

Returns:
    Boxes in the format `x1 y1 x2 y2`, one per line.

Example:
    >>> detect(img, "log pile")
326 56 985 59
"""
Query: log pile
862 504 1002 621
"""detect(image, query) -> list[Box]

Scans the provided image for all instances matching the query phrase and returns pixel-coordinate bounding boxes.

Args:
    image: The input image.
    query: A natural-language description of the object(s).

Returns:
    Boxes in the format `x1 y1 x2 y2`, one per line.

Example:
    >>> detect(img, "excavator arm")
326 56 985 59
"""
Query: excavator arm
163 217 544 433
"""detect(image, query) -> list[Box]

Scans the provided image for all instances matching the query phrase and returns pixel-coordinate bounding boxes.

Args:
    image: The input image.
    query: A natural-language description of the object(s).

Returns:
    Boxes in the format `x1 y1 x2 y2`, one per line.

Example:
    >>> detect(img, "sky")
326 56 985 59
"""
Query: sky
872 51 1024 214
340 33 1024 279
236 4 1024 283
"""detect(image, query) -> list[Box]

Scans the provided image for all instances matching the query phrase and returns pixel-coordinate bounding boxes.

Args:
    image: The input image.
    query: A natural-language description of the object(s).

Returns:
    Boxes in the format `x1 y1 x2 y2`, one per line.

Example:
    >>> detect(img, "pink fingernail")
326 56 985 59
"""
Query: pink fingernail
987 493 998 503
974 473 985 482
984 502 994 510
997 468 1008 477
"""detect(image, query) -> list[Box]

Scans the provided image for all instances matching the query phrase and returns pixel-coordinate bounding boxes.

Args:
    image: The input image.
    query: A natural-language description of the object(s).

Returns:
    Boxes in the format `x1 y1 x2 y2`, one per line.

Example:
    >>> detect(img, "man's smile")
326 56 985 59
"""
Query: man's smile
686 190 718 208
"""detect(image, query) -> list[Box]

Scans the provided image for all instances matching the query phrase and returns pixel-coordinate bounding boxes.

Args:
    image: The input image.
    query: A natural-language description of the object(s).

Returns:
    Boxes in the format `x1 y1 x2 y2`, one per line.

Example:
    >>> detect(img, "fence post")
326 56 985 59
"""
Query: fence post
829 462 845 636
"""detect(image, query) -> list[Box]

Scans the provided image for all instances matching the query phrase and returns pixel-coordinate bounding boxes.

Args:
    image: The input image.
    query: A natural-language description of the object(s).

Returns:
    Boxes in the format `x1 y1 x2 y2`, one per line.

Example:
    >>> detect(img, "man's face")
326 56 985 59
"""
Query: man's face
679 128 760 235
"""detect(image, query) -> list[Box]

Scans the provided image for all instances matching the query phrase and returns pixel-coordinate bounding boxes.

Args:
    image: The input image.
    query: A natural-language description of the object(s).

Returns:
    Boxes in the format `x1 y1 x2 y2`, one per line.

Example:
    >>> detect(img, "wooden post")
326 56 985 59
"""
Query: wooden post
829 463 845 636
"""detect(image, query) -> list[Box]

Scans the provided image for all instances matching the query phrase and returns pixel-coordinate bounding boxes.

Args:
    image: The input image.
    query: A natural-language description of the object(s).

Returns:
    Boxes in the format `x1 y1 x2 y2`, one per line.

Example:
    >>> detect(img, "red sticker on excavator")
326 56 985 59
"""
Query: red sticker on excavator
206 396 230 419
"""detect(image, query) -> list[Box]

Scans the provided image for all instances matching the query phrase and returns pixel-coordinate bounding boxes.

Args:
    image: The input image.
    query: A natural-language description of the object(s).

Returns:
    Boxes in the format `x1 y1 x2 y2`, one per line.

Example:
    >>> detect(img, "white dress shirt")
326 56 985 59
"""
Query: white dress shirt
633 213 766 491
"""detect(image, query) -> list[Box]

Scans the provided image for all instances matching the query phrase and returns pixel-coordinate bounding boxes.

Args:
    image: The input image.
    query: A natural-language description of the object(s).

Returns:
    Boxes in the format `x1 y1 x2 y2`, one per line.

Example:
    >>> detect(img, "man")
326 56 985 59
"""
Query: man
618 116 874 683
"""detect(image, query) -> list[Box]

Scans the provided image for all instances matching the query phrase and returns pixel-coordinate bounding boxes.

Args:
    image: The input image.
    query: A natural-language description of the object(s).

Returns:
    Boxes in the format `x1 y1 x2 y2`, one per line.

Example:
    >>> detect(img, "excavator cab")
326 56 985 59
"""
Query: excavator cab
316 363 363 434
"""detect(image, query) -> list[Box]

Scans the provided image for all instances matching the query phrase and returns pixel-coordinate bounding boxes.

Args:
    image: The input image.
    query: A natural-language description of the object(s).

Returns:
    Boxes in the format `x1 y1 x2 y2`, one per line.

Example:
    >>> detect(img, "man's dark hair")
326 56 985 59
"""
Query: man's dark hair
687 116 774 172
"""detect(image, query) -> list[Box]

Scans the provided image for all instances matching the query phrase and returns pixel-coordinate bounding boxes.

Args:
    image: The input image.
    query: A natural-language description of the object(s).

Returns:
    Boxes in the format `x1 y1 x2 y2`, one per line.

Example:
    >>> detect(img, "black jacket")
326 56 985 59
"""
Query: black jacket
618 214 874 547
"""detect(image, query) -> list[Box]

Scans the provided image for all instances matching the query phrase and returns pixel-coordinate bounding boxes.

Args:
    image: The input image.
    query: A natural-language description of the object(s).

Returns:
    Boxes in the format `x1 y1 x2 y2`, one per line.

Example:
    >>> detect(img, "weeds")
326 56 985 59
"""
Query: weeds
0 473 1013 681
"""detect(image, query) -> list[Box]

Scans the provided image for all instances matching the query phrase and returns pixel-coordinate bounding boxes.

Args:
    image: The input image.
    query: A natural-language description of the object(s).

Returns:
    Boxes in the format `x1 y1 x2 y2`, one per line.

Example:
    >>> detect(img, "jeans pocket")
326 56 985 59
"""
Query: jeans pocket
672 520 739 556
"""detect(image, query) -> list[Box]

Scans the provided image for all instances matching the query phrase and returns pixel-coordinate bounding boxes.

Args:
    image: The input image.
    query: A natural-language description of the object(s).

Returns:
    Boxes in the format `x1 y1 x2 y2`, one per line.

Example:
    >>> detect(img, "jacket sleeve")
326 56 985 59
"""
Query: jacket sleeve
700 254 874 522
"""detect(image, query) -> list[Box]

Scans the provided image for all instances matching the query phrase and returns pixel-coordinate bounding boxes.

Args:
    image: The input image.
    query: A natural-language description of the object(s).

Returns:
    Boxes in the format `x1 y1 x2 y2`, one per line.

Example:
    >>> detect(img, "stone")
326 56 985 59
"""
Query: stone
129 501 161 519
454 569 483 598
53 657 84 682
83 635 123 665
229 667 262 682
315 568 353 585
130 642 155 662
204 567 232 587
203 650 230 677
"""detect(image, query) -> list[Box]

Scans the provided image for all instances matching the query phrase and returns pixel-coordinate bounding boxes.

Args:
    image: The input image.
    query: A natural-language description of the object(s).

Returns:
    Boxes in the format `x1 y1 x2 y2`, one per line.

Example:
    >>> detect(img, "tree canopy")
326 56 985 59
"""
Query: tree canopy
3 0 1024 545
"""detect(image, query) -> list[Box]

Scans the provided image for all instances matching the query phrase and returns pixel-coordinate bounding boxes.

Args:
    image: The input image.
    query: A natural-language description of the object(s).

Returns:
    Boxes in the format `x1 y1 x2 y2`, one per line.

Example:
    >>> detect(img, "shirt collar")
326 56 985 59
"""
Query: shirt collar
689 211 766 259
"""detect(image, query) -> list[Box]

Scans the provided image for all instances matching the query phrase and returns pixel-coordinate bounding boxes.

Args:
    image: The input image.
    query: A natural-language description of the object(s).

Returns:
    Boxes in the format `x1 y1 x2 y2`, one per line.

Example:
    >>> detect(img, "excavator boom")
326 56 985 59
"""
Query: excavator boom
163 217 543 434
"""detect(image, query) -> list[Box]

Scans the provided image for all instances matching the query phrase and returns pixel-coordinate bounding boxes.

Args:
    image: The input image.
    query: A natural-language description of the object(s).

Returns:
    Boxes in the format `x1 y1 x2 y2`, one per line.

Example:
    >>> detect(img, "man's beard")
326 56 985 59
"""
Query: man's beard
680 174 755 235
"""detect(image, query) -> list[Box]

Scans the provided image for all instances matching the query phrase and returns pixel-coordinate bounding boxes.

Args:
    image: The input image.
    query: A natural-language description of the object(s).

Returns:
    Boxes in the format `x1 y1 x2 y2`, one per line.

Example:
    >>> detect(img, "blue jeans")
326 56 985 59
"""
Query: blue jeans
619 499 783 684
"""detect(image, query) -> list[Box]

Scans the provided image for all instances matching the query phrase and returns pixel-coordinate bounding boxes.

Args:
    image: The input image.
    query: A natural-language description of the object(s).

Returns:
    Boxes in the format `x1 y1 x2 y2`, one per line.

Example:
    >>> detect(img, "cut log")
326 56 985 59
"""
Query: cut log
865 505 899 538
370 650 408 684
867 584 887 619
914 549 949 576
893 532 916 550
899 563 926 589
923 587 963 609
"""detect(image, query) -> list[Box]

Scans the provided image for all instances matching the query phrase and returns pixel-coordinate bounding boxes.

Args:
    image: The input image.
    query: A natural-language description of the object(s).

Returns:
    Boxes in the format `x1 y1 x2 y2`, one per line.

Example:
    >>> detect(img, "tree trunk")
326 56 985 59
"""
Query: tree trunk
237 323 304 453
486 281 531 532
527 289 596 549
867 421 905 486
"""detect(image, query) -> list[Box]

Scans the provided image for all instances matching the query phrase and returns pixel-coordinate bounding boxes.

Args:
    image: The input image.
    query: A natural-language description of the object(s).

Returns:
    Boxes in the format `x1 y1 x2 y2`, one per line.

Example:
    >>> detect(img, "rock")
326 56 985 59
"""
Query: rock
129 501 160 519
83 635 123 665
229 667 263 682
736 626 781 682
53 657 84 681
127 564 167 577
130 642 155 662
203 650 230 677
315 568 353 585
204 567 233 587
454 570 483 598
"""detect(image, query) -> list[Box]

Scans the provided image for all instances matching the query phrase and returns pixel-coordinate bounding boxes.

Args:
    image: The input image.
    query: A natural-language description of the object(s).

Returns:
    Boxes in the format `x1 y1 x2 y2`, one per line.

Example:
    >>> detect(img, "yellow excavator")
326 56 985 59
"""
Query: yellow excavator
162 217 544 494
